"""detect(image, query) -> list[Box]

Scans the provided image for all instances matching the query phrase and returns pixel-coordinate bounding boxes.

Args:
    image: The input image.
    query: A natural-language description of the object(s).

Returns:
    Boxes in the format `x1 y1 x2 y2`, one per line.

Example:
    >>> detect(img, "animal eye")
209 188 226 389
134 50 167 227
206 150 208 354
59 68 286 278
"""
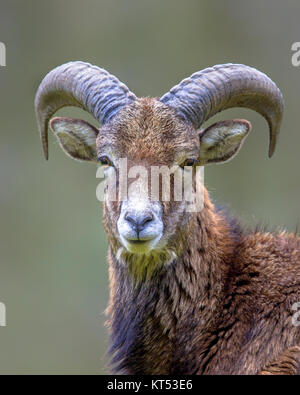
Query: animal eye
181 158 197 168
97 155 112 167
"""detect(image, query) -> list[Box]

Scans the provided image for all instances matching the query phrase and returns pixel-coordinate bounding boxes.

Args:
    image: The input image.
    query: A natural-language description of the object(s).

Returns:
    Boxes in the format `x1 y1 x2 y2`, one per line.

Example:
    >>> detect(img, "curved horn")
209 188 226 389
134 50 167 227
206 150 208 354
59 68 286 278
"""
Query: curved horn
35 61 137 159
160 64 284 157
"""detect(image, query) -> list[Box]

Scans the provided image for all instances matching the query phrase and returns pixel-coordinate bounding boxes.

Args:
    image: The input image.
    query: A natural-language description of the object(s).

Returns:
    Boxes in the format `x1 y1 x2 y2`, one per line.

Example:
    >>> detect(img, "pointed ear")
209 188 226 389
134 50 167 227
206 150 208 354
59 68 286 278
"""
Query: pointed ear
49 117 98 162
198 119 252 165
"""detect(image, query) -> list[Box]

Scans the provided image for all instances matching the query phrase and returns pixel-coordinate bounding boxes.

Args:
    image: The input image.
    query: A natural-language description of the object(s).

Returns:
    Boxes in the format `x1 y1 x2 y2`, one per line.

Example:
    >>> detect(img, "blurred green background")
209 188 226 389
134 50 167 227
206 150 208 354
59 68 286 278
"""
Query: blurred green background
0 0 300 374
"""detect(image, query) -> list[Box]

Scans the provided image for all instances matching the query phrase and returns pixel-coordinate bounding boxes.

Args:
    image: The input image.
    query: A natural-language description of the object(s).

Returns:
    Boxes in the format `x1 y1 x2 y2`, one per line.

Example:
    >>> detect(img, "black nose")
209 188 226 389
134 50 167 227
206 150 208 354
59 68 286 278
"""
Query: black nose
125 212 154 233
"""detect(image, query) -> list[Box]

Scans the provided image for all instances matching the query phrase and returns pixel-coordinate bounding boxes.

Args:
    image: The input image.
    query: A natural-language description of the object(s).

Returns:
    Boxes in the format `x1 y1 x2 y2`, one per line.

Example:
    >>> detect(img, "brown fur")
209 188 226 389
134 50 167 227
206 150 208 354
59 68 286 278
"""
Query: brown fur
260 346 300 375
96 98 300 374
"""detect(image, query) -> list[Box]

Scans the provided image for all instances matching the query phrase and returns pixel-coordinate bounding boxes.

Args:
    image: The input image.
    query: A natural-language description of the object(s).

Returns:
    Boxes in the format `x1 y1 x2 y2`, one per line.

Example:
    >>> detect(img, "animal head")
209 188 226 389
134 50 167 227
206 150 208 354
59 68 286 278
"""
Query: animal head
35 61 283 269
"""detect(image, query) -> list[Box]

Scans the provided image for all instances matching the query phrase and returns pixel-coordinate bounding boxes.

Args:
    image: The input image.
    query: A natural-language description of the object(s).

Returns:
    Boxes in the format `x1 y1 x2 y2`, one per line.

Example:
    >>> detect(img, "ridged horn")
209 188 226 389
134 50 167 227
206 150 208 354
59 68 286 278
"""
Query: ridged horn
160 64 284 157
35 61 137 159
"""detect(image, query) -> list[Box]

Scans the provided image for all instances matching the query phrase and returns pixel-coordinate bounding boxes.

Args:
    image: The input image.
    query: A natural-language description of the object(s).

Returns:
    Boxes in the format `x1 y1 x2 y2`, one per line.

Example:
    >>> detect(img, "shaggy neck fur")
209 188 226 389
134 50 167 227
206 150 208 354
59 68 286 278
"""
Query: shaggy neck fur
105 189 241 374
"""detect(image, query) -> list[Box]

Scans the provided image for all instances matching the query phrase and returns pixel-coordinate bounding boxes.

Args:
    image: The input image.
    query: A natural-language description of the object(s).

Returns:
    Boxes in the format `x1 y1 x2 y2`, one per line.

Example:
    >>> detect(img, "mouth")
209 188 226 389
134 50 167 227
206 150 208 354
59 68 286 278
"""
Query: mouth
121 235 161 254
127 239 150 245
